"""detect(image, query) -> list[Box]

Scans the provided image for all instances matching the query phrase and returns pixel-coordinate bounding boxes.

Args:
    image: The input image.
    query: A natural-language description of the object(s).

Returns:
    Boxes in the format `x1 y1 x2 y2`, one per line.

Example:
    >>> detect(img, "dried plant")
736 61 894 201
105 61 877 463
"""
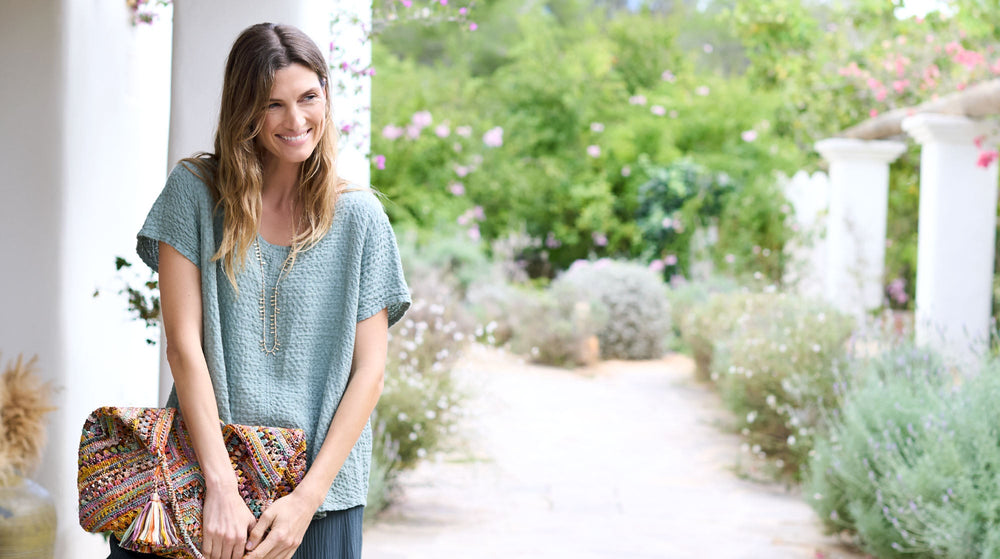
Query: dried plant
0 354 56 485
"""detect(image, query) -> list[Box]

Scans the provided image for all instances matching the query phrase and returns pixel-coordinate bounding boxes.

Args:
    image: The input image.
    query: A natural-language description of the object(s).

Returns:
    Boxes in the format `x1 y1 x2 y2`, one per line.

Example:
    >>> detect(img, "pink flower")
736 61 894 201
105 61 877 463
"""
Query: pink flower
741 130 758 142
661 70 676 82
661 217 673 229
592 232 608 246
456 125 472 137
459 7 467 14
469 22 478 31
587 145 601 158
545 232 561 249
590 122 605 132
893 80 910 93
457 214 470 226
867 77 882 90
483 126 503 147
703 43 714 53
695 86 710 96
440 0 448 4
411 110 433 128
664 254 678 266
945 41 961 55
449 182 465 196
373 154 386 170
649 260 665 272
406 124 421 140
435 124 451 138
454 165 470 177
926 33 935 43
468 226 481 241
621 165 631 177
381 125 404 140
957 82 967 91
725 254 736 264
954 49 984 70
473 205 485 220
400 0 412 6
651 105 666 116
875 88 887 102
977 150 999 168
869 109 879 118
991 59 1000 75
629 95 647 105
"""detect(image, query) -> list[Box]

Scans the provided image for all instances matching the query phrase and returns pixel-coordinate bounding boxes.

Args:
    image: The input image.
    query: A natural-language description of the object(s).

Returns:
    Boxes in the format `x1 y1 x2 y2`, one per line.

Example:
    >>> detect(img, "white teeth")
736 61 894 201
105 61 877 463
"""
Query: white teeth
278 131 309 141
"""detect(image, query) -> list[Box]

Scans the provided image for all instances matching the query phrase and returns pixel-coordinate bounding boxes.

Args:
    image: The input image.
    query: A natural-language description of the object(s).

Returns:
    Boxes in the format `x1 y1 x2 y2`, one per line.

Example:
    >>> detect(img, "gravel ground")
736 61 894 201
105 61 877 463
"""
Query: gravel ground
363 346 868 559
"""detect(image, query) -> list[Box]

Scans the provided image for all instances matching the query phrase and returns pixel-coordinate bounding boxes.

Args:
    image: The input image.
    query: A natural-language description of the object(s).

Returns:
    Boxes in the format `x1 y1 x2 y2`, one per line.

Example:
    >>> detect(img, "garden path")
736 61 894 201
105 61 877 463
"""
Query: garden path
363 345 867 559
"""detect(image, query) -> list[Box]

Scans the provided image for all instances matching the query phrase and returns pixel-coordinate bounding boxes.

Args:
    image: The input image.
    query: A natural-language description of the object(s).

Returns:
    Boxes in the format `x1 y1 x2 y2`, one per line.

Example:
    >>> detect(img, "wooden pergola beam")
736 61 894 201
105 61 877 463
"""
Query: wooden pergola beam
839 78 1000 140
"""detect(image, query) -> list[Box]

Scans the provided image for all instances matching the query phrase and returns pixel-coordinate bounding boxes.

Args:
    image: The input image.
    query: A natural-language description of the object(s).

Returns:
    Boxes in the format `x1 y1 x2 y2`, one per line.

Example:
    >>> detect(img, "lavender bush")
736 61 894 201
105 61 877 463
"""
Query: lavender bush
806 344 1000 558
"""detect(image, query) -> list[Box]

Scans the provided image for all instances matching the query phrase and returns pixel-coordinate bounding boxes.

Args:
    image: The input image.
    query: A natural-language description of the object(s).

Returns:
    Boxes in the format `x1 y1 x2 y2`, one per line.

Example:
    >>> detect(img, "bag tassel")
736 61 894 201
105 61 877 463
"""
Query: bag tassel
119 491 180 550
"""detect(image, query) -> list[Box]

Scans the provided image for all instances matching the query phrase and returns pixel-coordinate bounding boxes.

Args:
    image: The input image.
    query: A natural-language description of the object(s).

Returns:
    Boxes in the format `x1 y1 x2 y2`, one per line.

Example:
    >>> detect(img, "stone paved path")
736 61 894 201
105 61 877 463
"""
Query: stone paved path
363 346 867 559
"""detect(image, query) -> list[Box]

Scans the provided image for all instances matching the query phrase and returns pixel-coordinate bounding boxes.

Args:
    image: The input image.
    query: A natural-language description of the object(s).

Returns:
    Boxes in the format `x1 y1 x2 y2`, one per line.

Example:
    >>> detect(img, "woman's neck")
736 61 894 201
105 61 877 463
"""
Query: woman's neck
261 156 301 209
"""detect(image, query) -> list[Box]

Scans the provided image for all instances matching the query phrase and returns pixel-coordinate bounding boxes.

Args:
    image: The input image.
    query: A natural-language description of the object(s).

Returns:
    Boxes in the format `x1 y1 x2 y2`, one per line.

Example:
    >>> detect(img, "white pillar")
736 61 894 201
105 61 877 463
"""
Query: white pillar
815 138 906 317
902 114 999 363
164 0 373 399
781 170 830 299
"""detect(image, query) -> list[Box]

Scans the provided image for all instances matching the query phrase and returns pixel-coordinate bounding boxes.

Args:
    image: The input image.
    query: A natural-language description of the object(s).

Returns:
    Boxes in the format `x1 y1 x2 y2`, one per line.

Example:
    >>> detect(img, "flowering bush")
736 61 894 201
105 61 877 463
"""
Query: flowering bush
367 256 473 513
555 259 671 360
709 292 855 479
805 344 1000 558
677 290 747 381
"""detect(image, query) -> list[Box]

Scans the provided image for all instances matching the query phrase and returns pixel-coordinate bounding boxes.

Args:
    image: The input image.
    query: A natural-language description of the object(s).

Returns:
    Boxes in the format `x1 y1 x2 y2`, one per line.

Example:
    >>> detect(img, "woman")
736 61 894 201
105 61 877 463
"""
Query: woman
111 23 410 559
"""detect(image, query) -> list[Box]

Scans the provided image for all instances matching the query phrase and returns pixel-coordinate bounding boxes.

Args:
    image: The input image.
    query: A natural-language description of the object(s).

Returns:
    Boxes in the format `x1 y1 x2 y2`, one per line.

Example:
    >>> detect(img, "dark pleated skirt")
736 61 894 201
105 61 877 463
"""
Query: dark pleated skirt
107 505 364 559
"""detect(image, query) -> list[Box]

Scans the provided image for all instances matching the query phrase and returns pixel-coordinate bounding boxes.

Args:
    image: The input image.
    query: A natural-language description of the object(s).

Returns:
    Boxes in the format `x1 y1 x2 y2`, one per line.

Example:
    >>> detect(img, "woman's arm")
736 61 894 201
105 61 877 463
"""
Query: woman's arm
158 242 256 559
244 308 389 559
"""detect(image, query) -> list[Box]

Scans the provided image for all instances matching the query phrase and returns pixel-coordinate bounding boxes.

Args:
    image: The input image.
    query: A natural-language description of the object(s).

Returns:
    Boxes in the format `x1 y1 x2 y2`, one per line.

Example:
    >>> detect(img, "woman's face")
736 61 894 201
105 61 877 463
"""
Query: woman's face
257 63 326 166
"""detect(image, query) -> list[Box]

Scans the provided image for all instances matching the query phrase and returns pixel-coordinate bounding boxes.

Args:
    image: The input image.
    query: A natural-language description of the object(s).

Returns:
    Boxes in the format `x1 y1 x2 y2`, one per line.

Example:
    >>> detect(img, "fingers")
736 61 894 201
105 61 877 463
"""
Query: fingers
246 509 273 554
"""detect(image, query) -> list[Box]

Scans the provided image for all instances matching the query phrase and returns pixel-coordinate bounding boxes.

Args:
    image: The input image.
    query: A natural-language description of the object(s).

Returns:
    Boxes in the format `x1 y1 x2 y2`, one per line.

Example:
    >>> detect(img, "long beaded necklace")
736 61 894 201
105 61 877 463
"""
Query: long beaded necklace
253 238 296 356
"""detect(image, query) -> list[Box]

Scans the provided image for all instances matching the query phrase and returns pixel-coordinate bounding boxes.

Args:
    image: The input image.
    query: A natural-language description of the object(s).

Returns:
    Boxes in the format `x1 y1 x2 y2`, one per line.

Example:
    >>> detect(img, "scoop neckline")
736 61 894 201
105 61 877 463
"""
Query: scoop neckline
256 233 292 250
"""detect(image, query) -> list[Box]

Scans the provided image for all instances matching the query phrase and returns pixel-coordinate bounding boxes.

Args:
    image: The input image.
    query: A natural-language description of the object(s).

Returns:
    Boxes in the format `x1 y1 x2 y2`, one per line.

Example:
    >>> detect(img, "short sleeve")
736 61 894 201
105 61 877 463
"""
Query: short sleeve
356 202 411 327
135 165 205 272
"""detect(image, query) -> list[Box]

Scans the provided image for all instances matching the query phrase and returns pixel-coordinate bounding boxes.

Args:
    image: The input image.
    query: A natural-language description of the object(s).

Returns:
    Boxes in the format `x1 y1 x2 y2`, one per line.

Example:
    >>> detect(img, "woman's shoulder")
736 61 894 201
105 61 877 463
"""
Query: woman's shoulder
163 159 216 206
334 184 388 221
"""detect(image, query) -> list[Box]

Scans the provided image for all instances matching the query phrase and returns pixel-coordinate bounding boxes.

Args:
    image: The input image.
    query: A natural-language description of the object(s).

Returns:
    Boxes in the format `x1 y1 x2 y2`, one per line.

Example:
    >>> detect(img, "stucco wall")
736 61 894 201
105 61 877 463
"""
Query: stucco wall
0 1 172 557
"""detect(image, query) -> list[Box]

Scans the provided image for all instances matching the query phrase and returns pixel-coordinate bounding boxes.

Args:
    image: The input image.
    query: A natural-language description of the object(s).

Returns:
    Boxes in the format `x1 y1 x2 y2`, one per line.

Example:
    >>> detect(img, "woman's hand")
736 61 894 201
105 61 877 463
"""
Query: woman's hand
243 491 320 559
201 484 256 559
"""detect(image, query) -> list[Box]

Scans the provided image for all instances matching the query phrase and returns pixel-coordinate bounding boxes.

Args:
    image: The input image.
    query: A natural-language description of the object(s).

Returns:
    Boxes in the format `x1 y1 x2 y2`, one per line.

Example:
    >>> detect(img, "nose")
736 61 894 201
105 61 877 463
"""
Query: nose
285 104 306 130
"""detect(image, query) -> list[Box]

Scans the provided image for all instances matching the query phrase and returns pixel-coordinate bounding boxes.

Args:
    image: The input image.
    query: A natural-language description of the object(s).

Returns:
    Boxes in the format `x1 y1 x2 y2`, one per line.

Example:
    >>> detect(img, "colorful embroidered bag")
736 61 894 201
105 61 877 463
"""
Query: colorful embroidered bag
78 407 307 559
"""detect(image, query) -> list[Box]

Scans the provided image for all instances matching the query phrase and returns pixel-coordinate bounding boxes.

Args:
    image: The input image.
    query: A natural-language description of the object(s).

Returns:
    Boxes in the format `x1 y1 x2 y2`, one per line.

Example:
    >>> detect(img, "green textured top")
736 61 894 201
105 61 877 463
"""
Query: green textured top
136 163 410 512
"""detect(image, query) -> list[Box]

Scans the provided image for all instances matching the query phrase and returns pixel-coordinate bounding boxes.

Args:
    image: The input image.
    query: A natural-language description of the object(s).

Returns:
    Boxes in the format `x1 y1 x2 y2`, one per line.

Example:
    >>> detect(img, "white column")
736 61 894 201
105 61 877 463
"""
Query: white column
902 114 999 363
165 0 373 399
815 138 906 317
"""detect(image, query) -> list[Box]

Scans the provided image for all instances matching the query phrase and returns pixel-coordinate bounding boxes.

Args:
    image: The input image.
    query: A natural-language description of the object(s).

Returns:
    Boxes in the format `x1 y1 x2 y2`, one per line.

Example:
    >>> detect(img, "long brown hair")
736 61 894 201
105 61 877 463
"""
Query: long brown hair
181 22 352 291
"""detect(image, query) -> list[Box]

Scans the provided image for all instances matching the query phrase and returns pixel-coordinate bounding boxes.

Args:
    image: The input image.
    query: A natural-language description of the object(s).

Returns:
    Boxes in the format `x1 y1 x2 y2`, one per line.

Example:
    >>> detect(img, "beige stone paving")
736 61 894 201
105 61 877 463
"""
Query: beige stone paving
363 346 868 559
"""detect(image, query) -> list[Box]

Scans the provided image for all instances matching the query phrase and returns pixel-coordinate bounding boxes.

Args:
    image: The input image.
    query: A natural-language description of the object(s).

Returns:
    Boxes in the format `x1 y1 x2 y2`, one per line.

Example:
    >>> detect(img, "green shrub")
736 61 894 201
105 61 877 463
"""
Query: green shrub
555 259 671 360
675 285 744 376
710 292 854 479
506 281 609 368
806 345 1000 558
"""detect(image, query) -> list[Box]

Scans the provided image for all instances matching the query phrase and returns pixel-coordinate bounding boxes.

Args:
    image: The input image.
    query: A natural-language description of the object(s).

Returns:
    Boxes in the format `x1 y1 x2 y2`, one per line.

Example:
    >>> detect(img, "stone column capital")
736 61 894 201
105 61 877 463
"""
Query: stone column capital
814 137 907 164
902 113 993 146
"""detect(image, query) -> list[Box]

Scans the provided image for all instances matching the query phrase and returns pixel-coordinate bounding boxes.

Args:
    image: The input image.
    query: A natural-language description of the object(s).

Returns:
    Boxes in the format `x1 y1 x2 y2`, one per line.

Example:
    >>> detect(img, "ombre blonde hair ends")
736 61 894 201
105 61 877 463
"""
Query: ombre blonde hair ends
181 23 352 291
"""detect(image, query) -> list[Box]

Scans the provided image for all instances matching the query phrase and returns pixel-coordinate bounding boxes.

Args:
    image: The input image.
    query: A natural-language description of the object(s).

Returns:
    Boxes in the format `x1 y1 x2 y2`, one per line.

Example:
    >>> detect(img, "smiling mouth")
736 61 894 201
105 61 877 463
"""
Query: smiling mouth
278 130 310 142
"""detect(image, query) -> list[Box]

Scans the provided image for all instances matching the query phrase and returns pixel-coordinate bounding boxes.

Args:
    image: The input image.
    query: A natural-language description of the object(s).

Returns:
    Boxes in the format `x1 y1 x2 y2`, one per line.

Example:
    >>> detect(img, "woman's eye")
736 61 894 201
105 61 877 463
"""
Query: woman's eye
303 94 318 102
268 102 281 109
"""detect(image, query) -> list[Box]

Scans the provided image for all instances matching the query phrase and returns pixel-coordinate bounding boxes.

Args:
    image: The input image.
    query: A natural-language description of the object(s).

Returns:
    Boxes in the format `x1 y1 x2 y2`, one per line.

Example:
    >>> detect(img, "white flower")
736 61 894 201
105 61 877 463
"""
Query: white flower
787 435 797 445
397 412 409 421
408 432 418 441
425 410 437 419
766 394 777 407
746 411 758 424
416 448 427 458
